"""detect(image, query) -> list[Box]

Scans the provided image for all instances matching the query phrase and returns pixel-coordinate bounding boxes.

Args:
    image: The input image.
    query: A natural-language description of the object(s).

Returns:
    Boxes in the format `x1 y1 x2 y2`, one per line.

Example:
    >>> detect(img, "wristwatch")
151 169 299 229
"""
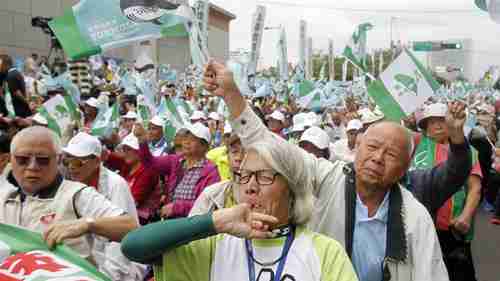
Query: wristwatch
85 217 96 233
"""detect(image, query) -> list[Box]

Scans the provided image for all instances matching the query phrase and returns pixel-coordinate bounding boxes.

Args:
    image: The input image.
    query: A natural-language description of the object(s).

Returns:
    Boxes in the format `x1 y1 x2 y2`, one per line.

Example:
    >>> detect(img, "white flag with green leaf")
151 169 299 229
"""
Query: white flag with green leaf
137 95 152 129
343 23 373 72
91 102 119 137
38 95 76 137
367 48 440 121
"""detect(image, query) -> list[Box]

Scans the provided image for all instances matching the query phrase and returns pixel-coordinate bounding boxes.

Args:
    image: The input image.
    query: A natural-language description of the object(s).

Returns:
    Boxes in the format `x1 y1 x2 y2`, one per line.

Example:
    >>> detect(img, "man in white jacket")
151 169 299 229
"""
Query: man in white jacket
202 60 473 281
63 132 146 281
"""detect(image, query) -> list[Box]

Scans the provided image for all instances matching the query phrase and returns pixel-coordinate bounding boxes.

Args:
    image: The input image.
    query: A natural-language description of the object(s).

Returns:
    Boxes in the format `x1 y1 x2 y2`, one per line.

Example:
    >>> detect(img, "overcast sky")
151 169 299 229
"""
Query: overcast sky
209 0 500 70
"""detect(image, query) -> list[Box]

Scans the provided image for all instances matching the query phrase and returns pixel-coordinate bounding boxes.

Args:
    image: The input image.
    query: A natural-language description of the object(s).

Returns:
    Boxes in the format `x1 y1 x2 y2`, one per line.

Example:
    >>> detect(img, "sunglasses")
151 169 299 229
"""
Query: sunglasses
14 155 53 167
62 156 95 169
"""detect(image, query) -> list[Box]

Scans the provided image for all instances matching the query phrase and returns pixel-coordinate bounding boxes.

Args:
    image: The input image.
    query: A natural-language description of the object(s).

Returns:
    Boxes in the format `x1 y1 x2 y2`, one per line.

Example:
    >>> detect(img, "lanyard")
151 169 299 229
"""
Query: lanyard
245 226 295 281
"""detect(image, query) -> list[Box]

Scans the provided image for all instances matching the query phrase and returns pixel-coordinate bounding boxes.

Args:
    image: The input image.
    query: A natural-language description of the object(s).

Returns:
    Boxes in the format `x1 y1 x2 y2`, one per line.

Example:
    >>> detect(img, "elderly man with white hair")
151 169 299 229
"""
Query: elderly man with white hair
0 126 138 277
201 60 473 281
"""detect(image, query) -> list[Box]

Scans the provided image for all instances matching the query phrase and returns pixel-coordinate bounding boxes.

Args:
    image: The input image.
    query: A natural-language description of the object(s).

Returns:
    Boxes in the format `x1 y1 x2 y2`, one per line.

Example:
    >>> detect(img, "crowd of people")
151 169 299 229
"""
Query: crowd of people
0 52 499 281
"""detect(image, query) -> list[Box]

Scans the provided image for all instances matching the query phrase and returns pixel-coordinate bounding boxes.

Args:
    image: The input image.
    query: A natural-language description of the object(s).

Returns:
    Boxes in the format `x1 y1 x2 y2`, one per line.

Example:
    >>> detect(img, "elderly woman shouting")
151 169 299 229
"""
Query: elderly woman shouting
121 143 358 281
134 122 220 218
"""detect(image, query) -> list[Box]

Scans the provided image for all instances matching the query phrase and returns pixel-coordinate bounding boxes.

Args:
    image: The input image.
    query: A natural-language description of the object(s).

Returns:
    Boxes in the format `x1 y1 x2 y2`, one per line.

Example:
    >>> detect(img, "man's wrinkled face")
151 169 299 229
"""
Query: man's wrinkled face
11 137 59 194
182 132 207 158
354 123 410 191
299 141 326 159
226 136 244 172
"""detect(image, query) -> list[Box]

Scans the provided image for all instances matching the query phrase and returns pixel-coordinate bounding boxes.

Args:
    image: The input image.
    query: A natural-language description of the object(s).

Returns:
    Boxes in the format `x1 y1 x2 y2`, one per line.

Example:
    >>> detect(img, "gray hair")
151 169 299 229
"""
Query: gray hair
245 142 314 226
11 126 62 155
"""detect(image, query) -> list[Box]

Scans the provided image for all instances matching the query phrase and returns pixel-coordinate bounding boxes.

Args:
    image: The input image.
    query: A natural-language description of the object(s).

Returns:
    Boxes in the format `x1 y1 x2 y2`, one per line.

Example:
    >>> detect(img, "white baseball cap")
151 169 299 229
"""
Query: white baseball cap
150 115 165 127
346 119 363 132
184 122 211 144
291 113 309 132
85 97 99 108
120 133 140 150
267 110 285 122
299 126 330 150
358 107 385 125
32 113 48 126
63 132 102 158
122 111 138 120
418 103 447 129
190 110 207 121
208 112 222 121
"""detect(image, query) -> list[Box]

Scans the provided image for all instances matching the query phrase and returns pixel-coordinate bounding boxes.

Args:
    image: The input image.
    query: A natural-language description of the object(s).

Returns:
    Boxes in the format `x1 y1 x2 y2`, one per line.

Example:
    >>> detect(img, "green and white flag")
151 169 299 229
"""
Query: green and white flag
49 0 191 60
157 96 184 129
91 102 119 137
0 223 111 281
136 95 151 129
38 95 76 137
367 49 440 122
343 22 374 72
4 88 16 118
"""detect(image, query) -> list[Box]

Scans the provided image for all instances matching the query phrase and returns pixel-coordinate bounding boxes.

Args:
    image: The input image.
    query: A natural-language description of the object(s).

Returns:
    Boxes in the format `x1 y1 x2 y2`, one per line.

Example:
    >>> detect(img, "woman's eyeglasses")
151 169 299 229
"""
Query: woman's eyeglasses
233 170 279 185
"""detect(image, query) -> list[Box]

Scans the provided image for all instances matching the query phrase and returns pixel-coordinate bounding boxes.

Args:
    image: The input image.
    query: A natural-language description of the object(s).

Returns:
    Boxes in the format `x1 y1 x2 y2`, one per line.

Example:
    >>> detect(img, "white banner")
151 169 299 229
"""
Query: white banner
249 5 266 75
307 37 313 80
342 59 348 82
328 39 335 81
299 20 307 71
277 28 289 81
195 0 210 48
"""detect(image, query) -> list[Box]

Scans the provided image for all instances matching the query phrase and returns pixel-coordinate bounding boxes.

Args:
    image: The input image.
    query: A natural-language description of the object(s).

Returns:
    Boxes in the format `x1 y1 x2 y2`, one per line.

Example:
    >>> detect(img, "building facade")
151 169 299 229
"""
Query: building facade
0 0 235 72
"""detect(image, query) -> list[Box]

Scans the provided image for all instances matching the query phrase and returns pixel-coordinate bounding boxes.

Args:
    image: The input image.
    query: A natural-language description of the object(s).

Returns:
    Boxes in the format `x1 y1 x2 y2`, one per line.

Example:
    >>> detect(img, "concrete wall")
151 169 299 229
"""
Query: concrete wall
0 0 233 72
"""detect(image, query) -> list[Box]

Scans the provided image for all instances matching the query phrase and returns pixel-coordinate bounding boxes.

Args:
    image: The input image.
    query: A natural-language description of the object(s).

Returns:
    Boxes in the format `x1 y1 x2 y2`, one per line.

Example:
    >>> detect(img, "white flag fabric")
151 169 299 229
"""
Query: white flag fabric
249 6 266 75
277 28 289 81
367 49 440 121
343 23 373 72
342 59 348 82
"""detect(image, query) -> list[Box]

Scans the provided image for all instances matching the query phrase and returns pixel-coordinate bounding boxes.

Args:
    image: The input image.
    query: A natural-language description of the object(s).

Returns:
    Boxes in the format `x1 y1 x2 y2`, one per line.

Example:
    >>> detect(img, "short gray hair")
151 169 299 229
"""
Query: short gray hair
11 126 62 155
245 142 314 226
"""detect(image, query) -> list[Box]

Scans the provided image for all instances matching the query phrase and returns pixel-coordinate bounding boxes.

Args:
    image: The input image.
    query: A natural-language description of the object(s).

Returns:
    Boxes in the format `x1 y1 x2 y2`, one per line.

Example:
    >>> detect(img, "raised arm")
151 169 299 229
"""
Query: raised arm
409 101 472 217
202 60 339 197
134 122 177 176
121 204 277 264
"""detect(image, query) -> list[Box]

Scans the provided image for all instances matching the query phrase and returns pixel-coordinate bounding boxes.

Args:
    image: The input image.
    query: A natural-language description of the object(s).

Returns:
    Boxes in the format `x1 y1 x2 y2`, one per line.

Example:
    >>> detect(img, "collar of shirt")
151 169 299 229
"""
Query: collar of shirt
88 168 101 190
7 172 63 199
355 190 390 224
150 137 167 148
182 158 207 170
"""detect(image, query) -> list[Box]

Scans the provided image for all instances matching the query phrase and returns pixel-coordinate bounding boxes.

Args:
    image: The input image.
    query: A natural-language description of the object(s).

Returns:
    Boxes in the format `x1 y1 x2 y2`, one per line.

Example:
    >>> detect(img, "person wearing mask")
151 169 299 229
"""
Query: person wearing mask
202 60 473 281
62 132 145 281
0 126 137 278
134 122 220 218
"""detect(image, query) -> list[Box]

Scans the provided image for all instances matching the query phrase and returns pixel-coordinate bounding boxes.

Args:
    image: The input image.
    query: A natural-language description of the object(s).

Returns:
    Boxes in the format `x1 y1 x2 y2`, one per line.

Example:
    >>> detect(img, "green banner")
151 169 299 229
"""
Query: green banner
0 223 111 281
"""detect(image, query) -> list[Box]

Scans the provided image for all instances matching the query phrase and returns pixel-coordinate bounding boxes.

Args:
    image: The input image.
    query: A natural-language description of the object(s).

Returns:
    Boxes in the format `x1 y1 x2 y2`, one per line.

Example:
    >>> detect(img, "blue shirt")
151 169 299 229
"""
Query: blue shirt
351 191 390 281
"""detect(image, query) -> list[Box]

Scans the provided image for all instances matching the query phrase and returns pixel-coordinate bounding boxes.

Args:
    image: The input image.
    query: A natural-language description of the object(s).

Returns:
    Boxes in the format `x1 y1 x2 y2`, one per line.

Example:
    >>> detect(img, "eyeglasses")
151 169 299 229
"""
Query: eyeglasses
233 170 279 185
62 156 95 169
14 155 53 167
